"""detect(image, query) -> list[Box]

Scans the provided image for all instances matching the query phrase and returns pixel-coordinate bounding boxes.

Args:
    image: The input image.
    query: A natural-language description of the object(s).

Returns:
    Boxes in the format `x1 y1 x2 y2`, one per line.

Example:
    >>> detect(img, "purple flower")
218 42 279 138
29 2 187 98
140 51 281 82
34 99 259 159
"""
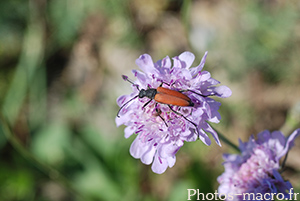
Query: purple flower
116 51 231 174
217 129 300 200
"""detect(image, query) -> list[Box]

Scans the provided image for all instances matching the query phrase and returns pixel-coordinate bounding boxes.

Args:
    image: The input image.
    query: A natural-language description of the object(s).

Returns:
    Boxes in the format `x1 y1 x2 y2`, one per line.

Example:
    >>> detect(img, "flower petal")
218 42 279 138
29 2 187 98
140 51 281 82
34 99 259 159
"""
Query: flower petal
158 142 182 158
203 122 221 146
198 129 211 146
199 51 208 71
161 56 172 68
141 144 156 165
130 138 147 159
152 155 168 174
167 156 176 168
276 128 300 160
178 51 195 69
210 85 232 98
124 126 136 138
136 54 159 76
190 51 208 75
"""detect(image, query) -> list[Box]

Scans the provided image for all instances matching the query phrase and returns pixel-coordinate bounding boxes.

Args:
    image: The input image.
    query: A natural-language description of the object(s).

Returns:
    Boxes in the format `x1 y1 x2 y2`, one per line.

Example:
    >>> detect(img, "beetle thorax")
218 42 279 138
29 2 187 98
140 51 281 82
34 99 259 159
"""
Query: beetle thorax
139 88 157 99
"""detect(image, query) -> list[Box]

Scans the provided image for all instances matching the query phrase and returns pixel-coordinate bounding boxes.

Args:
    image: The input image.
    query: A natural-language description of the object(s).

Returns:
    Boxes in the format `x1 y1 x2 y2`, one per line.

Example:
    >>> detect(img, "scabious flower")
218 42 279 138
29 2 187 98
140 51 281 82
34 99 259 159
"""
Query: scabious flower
218 129 300 201
116 51 231 174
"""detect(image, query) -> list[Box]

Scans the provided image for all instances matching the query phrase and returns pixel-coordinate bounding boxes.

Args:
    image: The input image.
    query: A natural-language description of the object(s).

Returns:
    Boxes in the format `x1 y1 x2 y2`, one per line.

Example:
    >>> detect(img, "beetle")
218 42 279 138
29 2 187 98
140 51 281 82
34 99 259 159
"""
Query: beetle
143 87 194 107
117 75 195 118
116 75 204 134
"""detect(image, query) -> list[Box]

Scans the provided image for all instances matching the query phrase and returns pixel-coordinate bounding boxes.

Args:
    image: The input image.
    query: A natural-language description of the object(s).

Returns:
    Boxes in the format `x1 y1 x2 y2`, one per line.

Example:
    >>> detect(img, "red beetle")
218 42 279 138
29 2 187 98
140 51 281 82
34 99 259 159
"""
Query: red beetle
117 75 195 118
150 87 194 107
117 75 203 134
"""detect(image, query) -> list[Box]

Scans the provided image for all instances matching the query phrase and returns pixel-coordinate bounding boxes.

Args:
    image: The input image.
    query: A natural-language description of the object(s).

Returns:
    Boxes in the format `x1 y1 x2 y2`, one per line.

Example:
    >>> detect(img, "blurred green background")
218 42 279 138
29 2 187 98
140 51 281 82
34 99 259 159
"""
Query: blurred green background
1 0 300 200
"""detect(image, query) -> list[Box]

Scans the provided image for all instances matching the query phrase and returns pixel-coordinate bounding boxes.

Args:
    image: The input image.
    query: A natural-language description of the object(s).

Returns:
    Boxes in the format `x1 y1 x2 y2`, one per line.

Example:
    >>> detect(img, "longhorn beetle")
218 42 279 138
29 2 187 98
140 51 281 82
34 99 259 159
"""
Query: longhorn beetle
117 75 207 134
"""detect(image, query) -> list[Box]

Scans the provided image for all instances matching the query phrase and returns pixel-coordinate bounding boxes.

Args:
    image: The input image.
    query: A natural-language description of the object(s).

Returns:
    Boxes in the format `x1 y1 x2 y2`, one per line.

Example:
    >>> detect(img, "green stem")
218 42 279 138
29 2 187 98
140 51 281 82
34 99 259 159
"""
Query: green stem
0 114 88 201
209 124 240 152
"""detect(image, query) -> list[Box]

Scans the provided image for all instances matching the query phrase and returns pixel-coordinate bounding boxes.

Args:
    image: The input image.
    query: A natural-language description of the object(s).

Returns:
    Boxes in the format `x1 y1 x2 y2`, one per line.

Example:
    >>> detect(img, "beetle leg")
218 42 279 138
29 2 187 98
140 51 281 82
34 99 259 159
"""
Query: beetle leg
142 99 153 110
168 105 199 138
160 81 178 88
155 103 168 127
160 82 170 87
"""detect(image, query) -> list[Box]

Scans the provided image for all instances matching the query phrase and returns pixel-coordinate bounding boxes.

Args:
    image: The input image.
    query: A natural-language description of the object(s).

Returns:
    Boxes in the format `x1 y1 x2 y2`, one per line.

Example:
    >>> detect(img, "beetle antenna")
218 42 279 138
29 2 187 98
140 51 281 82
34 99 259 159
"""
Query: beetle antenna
179 89 208 97
122 75 140 91
117 95 139 117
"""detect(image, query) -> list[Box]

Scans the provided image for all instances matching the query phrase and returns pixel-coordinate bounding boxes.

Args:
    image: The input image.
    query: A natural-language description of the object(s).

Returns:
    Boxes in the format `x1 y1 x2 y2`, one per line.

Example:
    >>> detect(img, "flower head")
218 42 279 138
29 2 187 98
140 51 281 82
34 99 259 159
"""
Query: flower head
116 51 231 174
217 129 300 200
